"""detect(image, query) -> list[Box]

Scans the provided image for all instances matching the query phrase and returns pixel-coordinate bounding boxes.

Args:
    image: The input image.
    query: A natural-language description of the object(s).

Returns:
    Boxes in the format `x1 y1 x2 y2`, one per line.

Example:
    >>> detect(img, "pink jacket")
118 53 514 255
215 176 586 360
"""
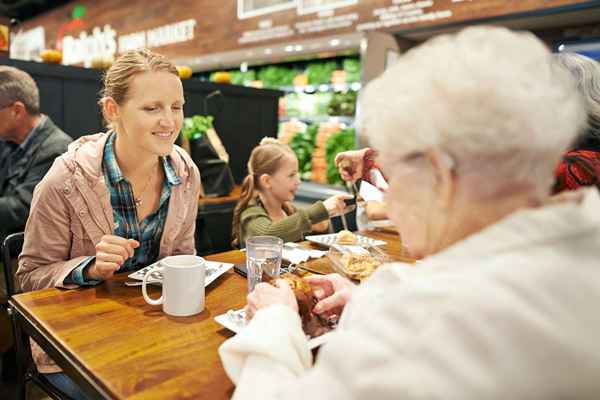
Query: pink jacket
16 132 202 373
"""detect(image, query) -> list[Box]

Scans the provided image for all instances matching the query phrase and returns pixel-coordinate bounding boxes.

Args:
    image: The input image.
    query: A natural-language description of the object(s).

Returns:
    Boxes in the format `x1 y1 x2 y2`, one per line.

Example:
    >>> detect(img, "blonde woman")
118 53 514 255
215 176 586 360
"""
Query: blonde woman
16 49 201 397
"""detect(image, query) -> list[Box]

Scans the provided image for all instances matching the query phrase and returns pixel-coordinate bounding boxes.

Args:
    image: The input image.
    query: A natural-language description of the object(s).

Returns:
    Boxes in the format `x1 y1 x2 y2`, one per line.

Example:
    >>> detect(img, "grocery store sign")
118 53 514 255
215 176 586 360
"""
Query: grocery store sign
61 19 196 66
62 25 117 66
10 26 46 61
118 19 197 52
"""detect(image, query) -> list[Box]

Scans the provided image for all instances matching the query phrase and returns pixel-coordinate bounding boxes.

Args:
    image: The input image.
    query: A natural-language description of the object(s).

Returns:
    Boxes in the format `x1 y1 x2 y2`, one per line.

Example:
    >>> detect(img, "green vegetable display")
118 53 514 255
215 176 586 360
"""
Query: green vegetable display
327 91 357 116
325 128 356 185
343 58 361 83
306 61 337 85
229 69 256 85
258 65 298 88
289 124 319 181
181 115 214 140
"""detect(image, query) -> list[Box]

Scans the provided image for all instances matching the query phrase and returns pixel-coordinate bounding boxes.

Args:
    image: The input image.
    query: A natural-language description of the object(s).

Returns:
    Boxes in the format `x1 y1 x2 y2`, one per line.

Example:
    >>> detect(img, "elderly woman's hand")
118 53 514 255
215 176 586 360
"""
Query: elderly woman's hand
335 148 376 182
305 274 355 317
245 280 299 321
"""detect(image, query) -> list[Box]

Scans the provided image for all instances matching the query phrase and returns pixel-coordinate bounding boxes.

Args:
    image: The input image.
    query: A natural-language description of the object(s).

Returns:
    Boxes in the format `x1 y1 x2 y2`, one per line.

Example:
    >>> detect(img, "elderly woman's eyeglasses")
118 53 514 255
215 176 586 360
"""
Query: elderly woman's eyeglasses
0 102 15 111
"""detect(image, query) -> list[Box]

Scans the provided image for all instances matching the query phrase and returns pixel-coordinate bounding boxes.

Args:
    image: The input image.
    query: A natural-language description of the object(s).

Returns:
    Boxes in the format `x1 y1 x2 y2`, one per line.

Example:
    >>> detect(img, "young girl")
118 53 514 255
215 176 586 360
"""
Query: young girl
232 137 350 247
16 49 201 398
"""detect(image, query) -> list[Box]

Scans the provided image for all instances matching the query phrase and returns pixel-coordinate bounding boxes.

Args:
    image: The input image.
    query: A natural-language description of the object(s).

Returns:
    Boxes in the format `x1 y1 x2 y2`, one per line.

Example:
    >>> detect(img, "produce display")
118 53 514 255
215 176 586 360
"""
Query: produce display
205 56 361 187
306 60 337 85
327 91 357 116
181 115 214 140
343 58 361 83
210 71 231 83
324 126 355 185
311 121 342 184
207 57 360 89
288 123 317 181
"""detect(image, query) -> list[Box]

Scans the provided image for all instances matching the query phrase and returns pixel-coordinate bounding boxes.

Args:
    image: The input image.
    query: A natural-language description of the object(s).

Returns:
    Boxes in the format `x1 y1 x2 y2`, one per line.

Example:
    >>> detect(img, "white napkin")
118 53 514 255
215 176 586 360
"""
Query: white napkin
359 180 385 202
283 243 326 265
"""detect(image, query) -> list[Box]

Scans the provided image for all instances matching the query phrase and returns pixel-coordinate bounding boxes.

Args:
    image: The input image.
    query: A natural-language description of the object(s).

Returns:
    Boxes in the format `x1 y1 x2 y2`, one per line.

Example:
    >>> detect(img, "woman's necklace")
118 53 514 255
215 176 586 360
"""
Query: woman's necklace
133 172 154 207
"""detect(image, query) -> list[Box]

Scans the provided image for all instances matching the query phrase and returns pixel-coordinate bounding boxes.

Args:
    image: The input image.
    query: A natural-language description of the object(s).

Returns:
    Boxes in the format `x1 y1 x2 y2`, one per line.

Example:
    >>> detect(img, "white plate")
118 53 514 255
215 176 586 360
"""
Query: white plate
214 309 334 350
305 233 386 247
128 260 234 286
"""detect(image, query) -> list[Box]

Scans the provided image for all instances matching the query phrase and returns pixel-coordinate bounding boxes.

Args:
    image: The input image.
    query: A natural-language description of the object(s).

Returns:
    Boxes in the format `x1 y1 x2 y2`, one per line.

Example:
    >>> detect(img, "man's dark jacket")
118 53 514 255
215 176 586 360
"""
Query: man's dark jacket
0 117 72 242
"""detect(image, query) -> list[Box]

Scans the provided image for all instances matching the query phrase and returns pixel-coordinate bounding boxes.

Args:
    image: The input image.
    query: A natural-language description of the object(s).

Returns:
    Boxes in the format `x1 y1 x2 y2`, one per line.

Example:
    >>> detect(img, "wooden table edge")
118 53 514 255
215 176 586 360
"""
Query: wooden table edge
9 297 117 399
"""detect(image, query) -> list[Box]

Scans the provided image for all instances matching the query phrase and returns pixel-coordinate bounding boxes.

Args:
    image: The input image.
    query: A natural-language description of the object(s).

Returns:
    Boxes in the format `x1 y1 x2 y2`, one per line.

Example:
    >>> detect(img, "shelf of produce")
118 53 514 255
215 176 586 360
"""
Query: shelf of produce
279 115 354 125
279 82 362 93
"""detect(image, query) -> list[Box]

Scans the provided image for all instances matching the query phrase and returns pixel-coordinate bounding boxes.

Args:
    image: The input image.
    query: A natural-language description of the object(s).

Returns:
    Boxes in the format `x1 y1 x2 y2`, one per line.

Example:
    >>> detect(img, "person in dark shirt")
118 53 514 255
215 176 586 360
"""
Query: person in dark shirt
0 66 72 243
553 53 600 193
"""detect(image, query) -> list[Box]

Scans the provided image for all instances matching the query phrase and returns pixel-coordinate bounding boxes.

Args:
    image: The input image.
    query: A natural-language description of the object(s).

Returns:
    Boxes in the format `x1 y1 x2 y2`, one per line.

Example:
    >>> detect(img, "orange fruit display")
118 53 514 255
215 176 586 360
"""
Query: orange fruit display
40 49 63 64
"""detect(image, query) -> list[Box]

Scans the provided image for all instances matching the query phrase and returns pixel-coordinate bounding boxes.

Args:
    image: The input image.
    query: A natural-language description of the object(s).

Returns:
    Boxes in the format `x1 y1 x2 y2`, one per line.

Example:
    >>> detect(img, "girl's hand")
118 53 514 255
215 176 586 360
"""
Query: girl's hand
245 280 298 321
86 235 140 280
311 220 330 233
323 193 353 216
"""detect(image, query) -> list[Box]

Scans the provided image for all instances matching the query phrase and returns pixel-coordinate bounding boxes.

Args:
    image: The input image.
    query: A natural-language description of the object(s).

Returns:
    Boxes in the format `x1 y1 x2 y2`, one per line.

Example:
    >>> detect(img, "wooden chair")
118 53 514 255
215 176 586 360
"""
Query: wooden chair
2 232 73 400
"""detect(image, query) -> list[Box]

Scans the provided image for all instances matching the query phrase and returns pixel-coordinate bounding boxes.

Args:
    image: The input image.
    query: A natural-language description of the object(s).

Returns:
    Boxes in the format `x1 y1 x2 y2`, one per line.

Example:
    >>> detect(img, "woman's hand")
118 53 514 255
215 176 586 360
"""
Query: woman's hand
86 235 140 280
305 274 355 316
335 148 376 182
365 200 388 220
245 279 298 321
323 193 353 216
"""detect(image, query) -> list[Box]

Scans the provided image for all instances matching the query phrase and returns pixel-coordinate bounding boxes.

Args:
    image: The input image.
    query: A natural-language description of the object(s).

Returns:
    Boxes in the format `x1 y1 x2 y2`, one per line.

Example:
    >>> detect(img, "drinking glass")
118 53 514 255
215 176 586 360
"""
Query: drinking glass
245 236 283 293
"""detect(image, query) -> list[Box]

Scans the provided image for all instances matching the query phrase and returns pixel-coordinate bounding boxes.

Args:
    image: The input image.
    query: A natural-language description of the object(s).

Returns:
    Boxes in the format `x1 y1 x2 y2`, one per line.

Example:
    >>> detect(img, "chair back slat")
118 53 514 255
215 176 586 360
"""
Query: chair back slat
2 232 24 299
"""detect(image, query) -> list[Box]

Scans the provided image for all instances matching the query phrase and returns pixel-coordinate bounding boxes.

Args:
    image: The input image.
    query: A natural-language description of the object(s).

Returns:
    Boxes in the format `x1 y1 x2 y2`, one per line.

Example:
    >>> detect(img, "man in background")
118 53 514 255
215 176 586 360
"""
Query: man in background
0 66 72 245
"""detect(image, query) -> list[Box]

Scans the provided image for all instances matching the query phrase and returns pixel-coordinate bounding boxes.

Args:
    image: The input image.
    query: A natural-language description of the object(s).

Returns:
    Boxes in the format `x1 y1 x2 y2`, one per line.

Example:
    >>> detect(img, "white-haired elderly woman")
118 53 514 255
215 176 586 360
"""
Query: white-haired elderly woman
219 26 600 399
553 52 600 193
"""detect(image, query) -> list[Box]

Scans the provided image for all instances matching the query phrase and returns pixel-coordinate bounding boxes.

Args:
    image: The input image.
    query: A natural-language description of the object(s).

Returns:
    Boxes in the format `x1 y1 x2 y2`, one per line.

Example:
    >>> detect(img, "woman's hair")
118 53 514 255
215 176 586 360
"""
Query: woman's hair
360 26 586 198
98 48 179 128
554 52 600 150
231 137 296 247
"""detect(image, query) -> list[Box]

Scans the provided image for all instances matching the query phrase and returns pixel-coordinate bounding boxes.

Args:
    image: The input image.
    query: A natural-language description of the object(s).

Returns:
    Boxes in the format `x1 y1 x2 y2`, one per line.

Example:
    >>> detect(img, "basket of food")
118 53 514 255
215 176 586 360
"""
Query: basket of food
327 244 390 281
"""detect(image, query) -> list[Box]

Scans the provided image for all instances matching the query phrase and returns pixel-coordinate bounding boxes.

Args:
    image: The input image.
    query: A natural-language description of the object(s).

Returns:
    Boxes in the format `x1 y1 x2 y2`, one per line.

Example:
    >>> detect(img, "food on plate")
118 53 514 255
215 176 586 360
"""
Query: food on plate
336 230 357 245
340 253 382 280
281 274 334 338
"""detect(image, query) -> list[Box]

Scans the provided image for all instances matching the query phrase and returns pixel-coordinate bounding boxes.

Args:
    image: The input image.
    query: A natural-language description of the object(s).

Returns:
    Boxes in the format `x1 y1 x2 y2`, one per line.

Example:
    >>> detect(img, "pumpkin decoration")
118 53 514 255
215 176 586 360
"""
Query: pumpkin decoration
176 65 193 79
212 71 231 84
40 49 63 64
90 55 114 70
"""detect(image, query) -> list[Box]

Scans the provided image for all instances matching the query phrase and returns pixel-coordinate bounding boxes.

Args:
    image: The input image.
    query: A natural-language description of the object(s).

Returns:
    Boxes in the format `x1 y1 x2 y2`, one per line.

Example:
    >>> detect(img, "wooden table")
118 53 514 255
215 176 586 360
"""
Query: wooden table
9 230 411 399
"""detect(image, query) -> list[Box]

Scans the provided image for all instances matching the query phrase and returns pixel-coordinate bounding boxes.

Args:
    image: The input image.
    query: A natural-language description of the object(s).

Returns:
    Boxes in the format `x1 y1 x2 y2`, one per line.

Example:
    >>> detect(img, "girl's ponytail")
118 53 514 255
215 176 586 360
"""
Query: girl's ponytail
231 174 256 247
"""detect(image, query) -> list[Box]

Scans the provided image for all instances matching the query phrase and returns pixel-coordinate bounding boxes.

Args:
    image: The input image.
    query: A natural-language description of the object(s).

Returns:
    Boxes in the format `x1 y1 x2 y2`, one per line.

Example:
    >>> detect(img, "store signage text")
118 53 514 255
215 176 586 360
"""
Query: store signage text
119 19 197 52
10 26 46 61
62 24 117 66
60 19 196 66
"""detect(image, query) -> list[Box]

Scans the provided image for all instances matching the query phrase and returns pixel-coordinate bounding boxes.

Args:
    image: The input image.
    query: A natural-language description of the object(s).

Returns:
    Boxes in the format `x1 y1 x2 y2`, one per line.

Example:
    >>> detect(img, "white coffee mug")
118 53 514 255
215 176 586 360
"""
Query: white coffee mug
142 255 205 317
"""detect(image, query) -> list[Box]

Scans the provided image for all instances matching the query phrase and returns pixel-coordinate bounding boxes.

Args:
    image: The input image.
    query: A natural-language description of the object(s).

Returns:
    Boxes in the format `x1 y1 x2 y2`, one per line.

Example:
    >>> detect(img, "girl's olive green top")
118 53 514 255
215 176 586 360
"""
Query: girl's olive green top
238 198 329 246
